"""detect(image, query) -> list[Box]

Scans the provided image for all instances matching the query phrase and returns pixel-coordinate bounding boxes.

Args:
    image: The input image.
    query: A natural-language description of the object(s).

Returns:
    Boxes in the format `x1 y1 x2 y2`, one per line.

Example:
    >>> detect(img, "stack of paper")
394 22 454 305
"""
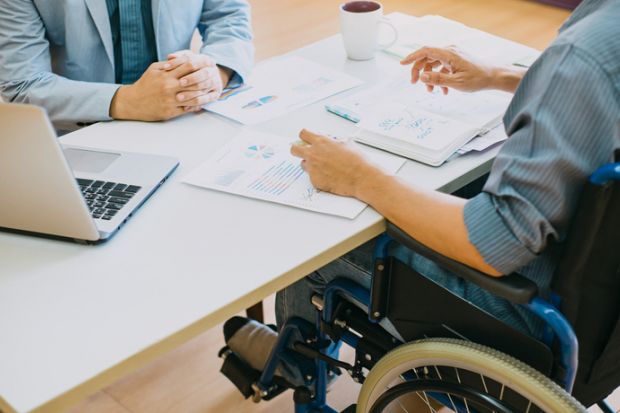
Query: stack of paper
383 14 540 67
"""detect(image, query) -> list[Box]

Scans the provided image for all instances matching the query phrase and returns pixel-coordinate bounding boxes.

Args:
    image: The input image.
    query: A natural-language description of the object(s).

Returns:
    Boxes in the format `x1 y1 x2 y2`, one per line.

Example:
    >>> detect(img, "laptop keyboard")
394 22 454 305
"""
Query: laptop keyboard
77 179 142 221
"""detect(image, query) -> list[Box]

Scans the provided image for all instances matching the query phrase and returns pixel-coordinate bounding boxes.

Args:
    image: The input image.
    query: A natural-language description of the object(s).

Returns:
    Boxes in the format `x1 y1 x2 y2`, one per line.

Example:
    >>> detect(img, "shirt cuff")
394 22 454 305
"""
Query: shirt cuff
464 193 538 275
100 83 122 121
201 42 253 85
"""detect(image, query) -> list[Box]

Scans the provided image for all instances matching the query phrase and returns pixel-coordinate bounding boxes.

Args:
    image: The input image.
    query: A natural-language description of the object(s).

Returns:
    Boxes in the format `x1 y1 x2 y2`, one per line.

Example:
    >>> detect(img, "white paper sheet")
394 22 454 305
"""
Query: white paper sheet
206 56 364 125
183 130 405 219
383 14 540 67
329 79 511 128
457 125 508 154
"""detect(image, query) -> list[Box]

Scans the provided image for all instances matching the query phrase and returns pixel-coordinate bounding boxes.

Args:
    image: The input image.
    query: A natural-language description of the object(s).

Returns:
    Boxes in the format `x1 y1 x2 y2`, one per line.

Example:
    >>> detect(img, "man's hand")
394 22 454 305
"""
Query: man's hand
109 50 232 121
166 50 230 113
400 46 525 94
109 61 189 121
290 129 384 198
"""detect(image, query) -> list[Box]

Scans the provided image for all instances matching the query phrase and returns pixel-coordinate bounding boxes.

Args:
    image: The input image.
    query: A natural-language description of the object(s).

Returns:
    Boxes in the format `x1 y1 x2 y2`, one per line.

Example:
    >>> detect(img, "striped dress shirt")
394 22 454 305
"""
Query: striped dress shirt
106 0 158 84
462 0 620 335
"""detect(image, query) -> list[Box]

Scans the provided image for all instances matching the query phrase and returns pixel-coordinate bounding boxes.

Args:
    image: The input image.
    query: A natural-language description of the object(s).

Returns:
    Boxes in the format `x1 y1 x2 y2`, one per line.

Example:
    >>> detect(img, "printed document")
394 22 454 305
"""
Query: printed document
183 130 405 219
206 56 363 125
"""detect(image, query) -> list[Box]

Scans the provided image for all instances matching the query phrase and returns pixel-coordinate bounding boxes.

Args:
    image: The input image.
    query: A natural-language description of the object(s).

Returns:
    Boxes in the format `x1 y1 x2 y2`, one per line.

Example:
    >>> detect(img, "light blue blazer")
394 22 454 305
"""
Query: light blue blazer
0 0 254 129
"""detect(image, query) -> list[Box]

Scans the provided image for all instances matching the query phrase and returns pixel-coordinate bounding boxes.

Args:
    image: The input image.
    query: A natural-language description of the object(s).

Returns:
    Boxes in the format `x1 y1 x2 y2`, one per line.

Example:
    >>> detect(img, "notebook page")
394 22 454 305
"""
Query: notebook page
358 102 477 152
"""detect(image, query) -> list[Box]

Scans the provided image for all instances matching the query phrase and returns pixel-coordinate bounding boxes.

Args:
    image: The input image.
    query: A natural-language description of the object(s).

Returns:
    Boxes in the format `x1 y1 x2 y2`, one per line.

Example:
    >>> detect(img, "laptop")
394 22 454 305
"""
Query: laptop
0 103 179 243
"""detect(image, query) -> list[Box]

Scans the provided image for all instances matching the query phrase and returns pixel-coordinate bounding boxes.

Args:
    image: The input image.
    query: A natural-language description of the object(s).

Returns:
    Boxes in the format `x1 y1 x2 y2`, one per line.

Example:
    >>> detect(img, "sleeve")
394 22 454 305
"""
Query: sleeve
198 0 254 86
464 45 620 275
0 0 120 128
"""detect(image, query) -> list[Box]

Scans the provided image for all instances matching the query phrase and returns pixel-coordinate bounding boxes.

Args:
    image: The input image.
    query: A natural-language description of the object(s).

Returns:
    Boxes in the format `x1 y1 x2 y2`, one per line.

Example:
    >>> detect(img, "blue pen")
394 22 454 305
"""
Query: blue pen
325 104 361 124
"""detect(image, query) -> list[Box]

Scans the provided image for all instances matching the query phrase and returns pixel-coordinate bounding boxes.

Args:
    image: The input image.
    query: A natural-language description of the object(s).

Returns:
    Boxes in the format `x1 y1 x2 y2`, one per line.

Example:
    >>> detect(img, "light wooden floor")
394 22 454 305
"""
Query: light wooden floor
66 1 620 413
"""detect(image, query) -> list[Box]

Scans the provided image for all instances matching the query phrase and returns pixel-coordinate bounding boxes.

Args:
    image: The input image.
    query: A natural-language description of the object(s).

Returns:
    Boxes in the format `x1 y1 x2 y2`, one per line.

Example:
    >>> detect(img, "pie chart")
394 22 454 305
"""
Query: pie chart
245 144 275 160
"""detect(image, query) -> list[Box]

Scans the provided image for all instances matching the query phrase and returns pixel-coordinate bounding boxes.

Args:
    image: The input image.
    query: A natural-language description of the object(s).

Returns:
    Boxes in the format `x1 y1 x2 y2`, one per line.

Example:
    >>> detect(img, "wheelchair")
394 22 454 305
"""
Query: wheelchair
219 154 620 413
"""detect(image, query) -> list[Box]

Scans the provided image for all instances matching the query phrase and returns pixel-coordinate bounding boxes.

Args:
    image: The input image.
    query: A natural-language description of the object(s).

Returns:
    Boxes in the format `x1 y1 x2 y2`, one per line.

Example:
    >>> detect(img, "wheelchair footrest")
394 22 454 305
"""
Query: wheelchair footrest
219 346 293 402
219 347 260 399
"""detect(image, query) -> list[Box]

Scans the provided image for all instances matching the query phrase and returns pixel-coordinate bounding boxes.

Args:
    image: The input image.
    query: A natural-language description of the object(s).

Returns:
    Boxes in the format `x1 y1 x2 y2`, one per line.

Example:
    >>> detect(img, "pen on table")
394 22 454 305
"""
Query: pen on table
325 104 361 124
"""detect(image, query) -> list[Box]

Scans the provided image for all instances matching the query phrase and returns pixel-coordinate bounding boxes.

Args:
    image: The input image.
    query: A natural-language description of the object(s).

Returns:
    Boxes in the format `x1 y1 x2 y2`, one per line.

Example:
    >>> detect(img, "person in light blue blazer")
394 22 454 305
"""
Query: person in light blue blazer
0 0 254 130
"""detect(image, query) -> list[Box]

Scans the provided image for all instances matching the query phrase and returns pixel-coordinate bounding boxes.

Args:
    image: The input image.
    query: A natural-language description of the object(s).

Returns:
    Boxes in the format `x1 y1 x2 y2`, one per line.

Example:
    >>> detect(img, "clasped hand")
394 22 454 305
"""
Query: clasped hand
110 50 229 121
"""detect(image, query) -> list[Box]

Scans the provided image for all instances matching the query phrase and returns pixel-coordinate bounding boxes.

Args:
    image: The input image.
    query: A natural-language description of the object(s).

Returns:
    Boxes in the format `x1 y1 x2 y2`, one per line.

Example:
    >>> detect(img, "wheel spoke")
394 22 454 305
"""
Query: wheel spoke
451 368 464 412
417 391 438 413
430 365 458 412
385 379 428 413
478 374 495 413
395 398 411 413
464 397 472 413
479 373 489 393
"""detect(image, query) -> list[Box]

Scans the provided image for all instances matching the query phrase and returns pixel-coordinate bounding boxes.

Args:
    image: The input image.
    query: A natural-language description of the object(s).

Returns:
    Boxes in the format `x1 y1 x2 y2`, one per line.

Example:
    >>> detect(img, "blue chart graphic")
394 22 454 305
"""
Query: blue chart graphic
218 85 253 101
377 110 434 140
215 170 244 187
245 145 275 160
247 161 304 196
242 95 278 109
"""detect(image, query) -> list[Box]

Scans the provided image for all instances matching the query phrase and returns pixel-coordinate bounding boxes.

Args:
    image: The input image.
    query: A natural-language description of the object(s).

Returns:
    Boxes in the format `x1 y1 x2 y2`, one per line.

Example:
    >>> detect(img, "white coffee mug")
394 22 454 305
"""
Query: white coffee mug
340 1 398 61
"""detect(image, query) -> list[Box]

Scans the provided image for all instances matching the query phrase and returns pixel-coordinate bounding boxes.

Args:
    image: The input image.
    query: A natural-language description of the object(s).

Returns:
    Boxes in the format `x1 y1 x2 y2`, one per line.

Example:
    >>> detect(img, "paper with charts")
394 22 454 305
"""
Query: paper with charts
206 56 363 125
329 78 512 165
183 131 405 219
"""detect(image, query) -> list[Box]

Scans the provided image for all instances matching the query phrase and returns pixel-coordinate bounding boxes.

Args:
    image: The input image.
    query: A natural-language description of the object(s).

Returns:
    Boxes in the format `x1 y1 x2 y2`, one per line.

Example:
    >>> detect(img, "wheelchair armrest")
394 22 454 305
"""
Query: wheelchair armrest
386 222 538 304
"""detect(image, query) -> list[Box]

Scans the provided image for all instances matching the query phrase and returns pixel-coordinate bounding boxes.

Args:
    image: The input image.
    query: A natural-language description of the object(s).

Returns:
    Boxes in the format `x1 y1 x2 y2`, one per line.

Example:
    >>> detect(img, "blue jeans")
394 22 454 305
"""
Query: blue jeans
275 238 545 341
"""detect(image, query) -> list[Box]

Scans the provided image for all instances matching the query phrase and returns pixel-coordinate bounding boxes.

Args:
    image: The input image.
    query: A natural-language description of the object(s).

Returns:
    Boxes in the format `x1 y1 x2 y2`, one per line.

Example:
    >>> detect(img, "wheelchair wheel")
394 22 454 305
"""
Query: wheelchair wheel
357 338 586 413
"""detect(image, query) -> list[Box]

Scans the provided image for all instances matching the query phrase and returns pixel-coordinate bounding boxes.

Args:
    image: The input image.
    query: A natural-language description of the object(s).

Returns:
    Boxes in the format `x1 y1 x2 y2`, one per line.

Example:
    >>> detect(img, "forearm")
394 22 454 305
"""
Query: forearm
356 169 502 276
489 67 527 93
199 0 254 83
2 75 120 127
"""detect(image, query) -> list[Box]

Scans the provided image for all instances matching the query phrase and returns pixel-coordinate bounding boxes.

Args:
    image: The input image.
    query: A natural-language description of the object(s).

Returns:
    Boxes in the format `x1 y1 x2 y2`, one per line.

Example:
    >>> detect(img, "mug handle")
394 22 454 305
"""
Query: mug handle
377 18 398 50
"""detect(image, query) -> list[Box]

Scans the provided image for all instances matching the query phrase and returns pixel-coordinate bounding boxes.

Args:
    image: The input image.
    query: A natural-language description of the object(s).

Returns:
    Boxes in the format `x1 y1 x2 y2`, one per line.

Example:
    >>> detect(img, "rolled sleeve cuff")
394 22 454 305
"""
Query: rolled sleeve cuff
98 83 122 121
464 193 538 275
201 42 253 86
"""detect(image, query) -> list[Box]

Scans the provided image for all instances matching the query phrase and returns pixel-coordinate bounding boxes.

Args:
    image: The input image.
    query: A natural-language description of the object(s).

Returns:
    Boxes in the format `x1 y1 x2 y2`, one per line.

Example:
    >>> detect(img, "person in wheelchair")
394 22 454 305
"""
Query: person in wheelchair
221 0 620 411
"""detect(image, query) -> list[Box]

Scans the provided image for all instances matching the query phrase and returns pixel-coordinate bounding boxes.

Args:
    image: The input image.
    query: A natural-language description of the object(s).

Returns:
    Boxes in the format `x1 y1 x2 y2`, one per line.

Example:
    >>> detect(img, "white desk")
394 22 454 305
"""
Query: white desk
0 22 505 413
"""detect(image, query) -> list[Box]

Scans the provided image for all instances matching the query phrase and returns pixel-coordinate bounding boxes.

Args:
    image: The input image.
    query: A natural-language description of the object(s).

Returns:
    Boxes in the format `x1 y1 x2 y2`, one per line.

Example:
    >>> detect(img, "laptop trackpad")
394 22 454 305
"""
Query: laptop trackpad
64 148 121 174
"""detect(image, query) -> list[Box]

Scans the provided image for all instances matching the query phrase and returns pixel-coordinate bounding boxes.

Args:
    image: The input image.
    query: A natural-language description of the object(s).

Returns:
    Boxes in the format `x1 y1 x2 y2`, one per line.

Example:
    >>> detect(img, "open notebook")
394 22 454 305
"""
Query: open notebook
331 80 513 166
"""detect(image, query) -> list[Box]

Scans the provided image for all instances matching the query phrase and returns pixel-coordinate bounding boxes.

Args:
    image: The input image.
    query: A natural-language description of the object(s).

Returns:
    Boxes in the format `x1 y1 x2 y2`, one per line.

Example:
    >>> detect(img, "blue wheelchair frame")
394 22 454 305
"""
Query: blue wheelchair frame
251 162 620 413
